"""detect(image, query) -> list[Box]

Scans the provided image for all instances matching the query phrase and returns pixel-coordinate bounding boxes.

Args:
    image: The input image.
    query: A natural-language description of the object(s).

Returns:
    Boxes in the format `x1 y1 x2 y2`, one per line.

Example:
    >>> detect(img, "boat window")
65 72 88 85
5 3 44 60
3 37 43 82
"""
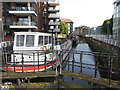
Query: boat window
16 35 24 46
49 36 52 43
38 36 43 46
44 36 48 45
26 35 34 47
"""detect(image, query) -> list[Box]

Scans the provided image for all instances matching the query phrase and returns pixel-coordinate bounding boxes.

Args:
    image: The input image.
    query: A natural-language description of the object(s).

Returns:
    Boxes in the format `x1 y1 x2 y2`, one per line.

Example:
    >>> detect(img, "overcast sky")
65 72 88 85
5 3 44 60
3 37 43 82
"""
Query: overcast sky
60 0 114 28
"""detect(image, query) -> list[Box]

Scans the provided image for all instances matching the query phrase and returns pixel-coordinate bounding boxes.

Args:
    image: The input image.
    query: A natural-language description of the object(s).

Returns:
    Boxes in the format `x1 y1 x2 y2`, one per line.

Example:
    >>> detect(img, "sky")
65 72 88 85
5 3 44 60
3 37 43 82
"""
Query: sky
60 0 114 28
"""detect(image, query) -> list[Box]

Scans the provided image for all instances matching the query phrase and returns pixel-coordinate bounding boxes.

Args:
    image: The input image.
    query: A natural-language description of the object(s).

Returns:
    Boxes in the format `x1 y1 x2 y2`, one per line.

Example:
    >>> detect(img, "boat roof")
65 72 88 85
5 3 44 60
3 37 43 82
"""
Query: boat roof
14 32 53 36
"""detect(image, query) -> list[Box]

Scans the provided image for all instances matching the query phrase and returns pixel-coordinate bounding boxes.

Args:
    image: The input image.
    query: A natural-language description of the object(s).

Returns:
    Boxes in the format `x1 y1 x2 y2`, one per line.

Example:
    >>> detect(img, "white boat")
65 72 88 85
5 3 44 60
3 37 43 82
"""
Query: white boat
2 32 72 72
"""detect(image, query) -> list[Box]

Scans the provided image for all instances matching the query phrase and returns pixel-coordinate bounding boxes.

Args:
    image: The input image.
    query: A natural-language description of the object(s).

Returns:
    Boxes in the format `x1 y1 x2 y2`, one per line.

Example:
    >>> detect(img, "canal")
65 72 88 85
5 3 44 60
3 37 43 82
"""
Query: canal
63 39 102 88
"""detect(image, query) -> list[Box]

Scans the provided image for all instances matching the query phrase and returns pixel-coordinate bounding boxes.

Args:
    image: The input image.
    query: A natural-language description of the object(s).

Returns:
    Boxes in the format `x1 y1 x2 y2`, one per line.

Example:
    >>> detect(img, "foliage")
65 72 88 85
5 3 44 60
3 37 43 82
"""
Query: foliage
101 17 113 35
59 21 69 34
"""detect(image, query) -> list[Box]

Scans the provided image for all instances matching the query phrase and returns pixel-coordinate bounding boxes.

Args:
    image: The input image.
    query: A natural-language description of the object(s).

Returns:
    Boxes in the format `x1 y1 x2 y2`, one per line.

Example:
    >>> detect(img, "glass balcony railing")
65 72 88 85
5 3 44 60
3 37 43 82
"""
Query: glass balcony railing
48 14 60 18
10 22 37 26
49 22 60 25
48 0 59 2
10 7 36 11
48 7 60 12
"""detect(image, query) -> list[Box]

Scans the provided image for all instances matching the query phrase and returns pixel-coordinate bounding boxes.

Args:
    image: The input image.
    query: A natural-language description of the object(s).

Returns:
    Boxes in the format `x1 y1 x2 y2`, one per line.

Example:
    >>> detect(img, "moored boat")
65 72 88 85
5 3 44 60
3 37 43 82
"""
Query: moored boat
2 32 72 72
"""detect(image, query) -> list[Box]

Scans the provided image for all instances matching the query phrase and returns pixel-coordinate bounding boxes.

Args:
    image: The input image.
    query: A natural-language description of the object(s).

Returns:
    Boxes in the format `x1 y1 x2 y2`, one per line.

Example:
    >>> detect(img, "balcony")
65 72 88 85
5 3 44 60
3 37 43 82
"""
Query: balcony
48 22 60 25
9 22 38 29
48 7 60 12
48 0 59 6
48 14 60 19
9 7 37 16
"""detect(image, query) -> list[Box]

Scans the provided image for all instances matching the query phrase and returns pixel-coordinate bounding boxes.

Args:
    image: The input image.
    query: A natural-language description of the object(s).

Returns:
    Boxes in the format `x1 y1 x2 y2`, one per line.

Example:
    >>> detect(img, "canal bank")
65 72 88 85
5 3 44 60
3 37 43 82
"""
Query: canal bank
85 37 120 80
85 37 120 55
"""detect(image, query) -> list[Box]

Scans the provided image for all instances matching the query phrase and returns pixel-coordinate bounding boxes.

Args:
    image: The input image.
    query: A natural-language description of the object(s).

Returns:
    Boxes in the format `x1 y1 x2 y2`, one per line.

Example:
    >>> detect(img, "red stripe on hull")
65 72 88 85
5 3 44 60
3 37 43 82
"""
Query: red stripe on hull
3 58 60 72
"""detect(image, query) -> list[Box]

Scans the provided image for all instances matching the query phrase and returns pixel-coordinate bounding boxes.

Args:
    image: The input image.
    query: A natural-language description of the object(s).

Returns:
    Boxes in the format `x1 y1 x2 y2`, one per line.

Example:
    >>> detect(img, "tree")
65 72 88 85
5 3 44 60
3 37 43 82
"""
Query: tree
101 17 113 35
59 21 69 34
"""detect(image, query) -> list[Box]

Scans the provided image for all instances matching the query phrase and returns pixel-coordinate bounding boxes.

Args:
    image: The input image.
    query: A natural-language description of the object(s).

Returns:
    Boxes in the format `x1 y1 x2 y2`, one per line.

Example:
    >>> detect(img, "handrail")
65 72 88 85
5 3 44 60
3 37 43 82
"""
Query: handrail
1 49 120 85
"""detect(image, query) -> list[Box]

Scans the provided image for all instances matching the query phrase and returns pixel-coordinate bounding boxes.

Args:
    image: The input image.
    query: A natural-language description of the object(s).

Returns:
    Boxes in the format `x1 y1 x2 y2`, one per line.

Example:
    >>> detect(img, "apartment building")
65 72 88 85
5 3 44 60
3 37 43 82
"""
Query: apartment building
113 0 120 40
2 1 38 41
74 26 89 36
1 0 60 41
47 0 60 33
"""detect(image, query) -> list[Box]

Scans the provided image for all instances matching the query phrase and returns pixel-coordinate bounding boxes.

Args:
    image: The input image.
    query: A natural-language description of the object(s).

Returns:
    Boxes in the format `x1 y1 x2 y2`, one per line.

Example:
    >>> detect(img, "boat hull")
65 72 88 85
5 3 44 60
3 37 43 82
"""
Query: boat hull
3 58 61 72
2 39 72 72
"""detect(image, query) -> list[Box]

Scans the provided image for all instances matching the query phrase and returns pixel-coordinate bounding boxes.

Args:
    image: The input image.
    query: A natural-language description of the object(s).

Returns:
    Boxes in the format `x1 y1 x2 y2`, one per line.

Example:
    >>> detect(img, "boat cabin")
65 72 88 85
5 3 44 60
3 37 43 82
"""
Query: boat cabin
13 32 55 51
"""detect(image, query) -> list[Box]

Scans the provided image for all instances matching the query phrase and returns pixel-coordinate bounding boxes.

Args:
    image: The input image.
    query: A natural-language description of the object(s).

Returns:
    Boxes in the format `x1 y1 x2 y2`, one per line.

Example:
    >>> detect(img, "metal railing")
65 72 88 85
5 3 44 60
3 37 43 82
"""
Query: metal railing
1 49 120 85
10 7 36 11
48 22 60 25
87 35 120 47
62 50 120 85
10 22 37 26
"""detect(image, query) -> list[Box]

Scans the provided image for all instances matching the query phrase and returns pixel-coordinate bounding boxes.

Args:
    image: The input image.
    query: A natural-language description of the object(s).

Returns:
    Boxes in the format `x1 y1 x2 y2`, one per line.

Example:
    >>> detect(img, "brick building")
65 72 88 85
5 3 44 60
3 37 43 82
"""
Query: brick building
74 26 89 36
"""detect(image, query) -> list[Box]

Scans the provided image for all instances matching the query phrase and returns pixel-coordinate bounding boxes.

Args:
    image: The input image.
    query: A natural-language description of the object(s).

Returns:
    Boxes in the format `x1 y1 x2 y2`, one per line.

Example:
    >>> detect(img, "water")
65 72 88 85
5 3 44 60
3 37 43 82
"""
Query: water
65 43 101 77
63 42 102 88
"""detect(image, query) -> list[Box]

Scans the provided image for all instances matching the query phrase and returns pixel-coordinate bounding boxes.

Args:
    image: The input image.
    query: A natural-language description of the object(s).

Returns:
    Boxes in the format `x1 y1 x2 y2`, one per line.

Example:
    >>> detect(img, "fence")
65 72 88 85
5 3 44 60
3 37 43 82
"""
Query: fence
62 50 120 85
1 49 120 85
87 35 120 47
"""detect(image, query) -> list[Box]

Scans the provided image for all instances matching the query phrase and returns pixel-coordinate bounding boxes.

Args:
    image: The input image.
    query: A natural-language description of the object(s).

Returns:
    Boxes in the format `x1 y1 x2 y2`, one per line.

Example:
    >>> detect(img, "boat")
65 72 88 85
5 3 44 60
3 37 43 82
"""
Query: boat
2 32 72 72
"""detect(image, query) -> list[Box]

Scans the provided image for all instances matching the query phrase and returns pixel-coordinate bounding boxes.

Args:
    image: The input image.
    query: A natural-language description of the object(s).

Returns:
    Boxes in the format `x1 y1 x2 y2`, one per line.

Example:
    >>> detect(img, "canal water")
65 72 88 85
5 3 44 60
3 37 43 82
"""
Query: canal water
65 43 100 77
63 40 102 88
